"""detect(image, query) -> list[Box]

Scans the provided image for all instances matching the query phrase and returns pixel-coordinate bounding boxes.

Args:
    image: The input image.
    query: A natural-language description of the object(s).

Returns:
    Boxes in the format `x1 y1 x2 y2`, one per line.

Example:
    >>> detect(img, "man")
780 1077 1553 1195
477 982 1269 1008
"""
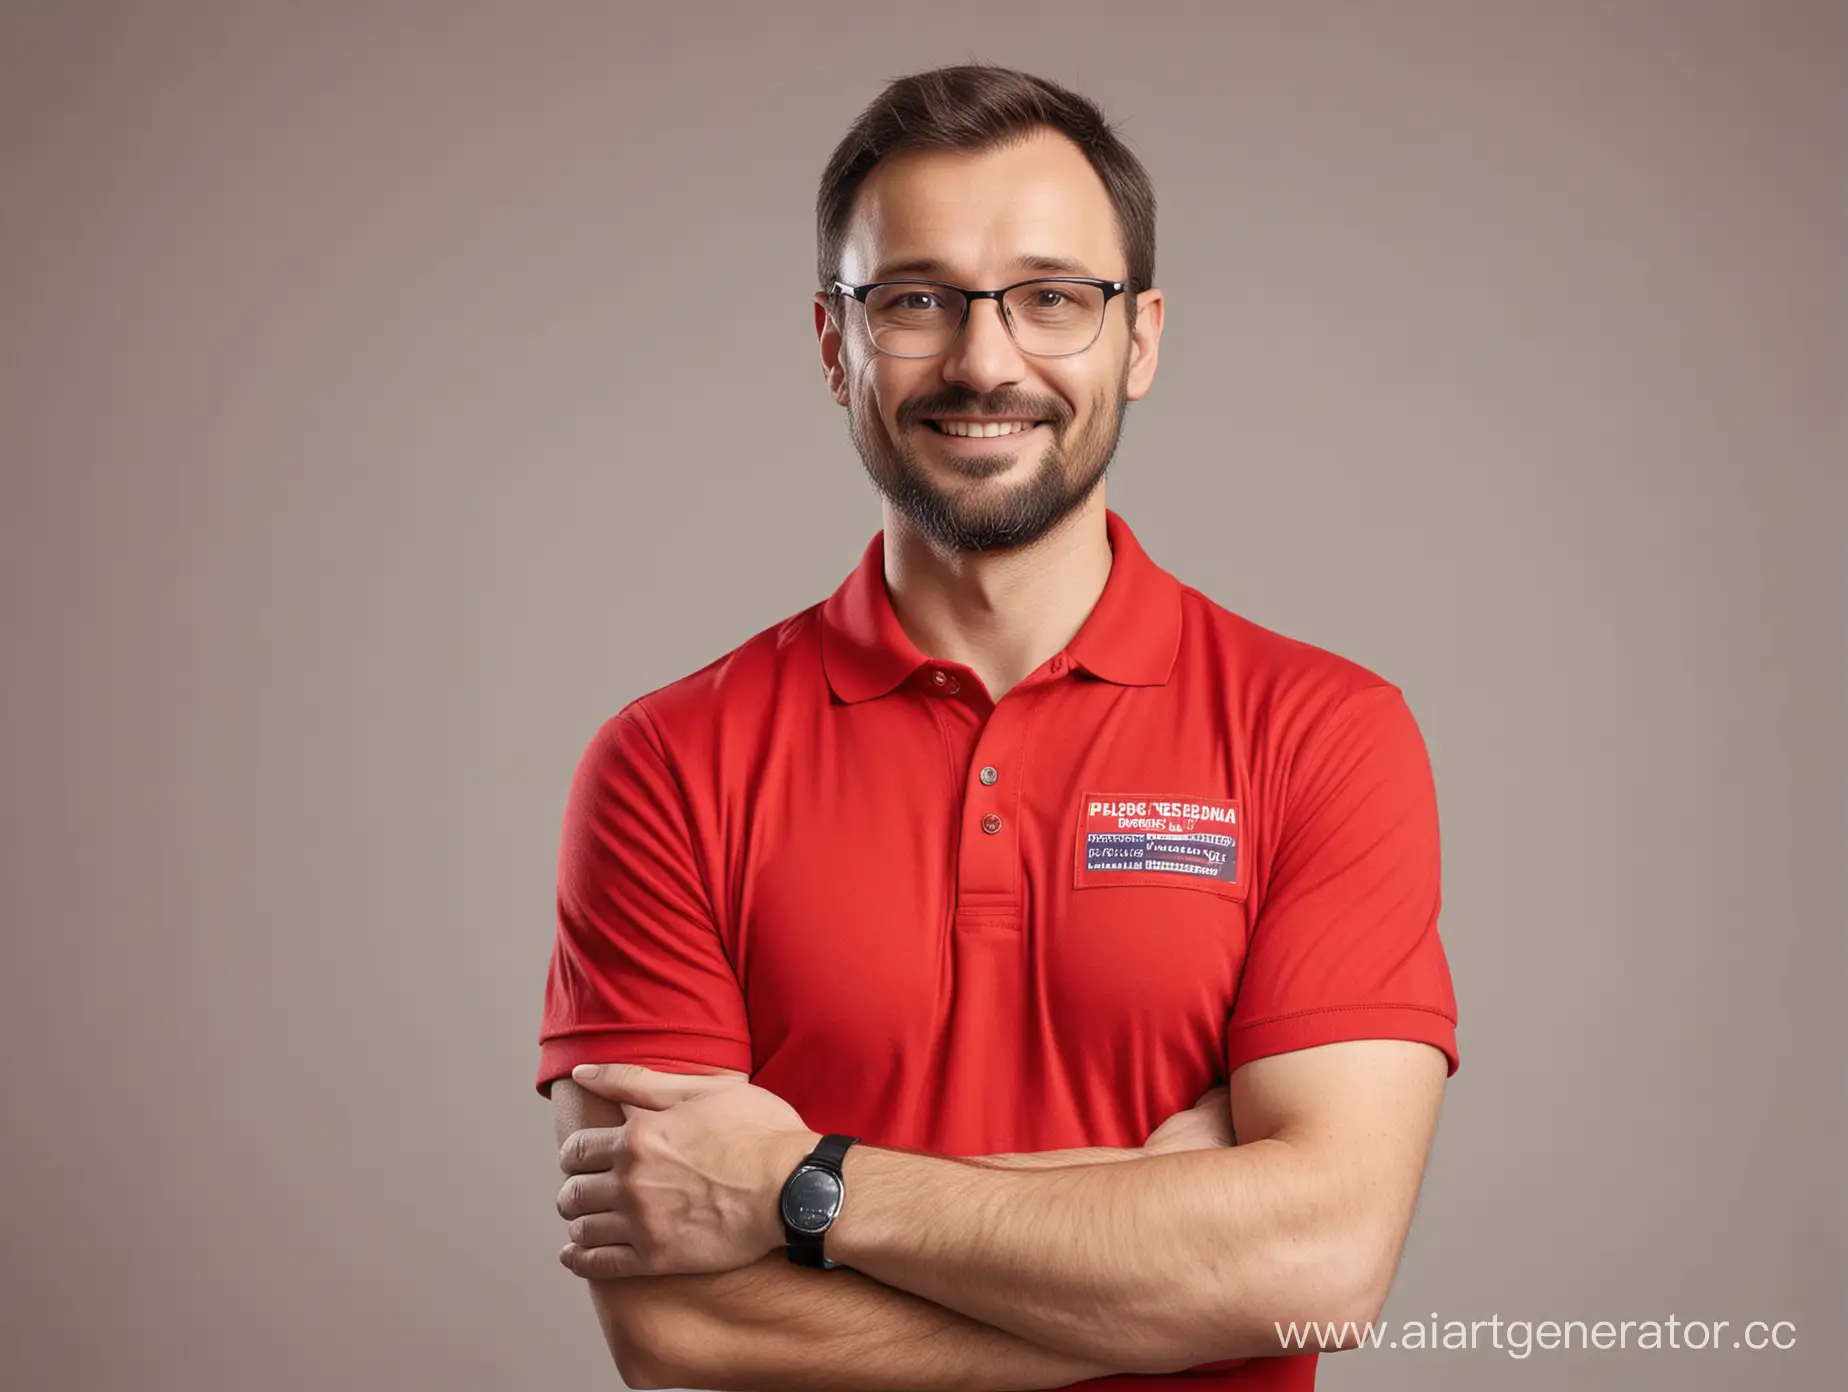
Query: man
537 63 1458 1391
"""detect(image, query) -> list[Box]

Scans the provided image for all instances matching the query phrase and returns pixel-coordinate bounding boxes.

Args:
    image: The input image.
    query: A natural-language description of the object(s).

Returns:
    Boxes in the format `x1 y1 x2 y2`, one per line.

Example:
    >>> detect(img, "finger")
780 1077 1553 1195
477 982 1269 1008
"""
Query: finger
559 1125 625 1175
570 1062 734 1108
560 1240 645 1280
556 1169 621 1222
564 1210 637 1250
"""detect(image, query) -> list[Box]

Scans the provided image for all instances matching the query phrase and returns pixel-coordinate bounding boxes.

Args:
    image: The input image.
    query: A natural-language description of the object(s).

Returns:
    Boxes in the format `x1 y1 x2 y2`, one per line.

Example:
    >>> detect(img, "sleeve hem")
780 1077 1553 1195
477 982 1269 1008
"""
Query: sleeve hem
536 1029 753 1097
1226 1004 1459 1077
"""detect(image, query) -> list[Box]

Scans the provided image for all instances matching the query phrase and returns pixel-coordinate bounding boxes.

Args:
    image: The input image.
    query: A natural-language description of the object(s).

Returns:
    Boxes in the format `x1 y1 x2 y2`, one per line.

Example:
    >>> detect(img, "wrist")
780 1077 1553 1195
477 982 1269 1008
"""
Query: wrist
763 1128 826 1253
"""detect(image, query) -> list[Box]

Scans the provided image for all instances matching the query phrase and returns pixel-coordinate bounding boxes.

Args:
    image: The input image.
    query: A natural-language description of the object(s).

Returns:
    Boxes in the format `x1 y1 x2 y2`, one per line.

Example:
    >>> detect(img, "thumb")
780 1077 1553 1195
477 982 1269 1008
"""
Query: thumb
570 1062 721 1108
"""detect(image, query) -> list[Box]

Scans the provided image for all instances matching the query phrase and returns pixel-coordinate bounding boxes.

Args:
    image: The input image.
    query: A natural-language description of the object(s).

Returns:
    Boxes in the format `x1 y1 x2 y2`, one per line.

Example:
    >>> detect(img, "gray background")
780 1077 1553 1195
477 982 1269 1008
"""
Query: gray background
2 2 1843 1389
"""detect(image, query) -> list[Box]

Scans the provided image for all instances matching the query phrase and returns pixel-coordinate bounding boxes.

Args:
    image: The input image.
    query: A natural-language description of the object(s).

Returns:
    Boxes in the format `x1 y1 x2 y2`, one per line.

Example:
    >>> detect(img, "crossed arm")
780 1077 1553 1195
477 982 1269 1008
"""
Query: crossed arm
551 1038 1448 1391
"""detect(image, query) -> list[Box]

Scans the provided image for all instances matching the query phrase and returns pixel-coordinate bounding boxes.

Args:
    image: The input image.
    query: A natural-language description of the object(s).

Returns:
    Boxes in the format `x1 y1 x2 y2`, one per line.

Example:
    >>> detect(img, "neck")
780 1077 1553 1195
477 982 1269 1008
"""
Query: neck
879 489 1113 701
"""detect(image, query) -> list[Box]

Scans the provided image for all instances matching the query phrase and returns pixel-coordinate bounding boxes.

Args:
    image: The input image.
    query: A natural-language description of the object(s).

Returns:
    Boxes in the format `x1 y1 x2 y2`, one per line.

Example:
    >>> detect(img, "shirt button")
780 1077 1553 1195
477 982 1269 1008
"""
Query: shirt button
981 813 1003 834
1050 654 1066 674
979 765 999 786
931 670 948 685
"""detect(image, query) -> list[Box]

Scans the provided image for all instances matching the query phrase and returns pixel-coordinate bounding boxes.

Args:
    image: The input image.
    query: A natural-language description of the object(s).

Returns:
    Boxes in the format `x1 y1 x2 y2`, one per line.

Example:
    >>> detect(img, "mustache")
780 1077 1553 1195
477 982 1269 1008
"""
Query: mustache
901 397 1067 426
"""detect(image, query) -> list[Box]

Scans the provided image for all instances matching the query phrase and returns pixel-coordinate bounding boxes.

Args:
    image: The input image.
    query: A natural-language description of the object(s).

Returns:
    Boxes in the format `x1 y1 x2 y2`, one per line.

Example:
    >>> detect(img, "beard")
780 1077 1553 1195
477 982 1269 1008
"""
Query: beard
845 357 1132 554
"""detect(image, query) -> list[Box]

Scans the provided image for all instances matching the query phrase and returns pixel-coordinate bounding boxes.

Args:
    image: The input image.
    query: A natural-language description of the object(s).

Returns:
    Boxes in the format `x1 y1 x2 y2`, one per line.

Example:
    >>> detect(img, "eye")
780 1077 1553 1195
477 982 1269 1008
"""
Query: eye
895 291 942 311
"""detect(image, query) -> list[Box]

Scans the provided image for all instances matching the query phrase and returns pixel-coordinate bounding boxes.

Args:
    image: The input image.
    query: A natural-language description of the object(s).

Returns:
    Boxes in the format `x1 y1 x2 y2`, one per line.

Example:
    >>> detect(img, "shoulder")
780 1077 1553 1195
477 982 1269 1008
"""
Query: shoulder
1175 583 1411 758
596 602 828 763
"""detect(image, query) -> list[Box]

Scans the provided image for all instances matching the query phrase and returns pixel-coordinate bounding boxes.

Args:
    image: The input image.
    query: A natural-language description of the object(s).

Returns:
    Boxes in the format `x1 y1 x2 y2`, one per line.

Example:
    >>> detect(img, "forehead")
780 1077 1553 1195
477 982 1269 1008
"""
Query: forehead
841 127 1123 284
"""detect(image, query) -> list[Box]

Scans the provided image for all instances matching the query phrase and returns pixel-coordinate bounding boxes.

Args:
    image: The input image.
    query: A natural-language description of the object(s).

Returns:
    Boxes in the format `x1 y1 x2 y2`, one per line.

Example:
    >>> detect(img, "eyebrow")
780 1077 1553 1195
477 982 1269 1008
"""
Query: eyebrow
868 254 1102 282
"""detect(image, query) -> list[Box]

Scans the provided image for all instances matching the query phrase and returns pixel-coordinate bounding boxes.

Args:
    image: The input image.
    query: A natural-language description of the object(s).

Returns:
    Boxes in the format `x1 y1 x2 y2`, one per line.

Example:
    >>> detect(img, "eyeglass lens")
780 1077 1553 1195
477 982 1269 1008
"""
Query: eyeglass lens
861 281 1107 357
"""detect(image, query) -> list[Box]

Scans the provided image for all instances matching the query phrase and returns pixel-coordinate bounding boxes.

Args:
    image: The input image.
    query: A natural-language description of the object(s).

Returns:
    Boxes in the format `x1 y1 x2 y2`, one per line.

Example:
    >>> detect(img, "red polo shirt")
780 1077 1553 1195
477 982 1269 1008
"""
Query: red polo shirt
537 508 1458 1389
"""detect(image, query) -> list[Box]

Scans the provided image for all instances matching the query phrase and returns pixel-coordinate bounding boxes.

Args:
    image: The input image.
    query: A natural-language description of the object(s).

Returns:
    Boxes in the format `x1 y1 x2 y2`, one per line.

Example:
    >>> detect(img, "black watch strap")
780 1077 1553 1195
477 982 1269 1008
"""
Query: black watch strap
782 1133 860 1269
808 1132 858 1173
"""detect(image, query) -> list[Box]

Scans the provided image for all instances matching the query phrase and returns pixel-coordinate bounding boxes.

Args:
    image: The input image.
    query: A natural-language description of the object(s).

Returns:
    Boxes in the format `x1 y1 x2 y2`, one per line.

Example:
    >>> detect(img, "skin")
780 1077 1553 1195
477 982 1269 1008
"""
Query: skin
548 126 1450 1389
551 1069 1238 1391
555 1071 1233 1274
555 1043 1445 1381
814 126 1165 700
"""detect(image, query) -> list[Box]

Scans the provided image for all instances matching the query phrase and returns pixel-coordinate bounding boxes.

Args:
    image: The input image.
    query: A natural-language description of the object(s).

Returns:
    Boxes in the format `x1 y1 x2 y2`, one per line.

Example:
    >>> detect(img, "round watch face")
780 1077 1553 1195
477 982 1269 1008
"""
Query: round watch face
782 1166 844 1234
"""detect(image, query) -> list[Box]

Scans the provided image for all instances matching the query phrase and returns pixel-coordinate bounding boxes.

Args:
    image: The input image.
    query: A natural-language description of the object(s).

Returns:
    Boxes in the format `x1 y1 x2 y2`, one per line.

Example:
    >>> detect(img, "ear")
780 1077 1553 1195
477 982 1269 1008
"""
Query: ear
1124 287 1165 403
815 291 849 406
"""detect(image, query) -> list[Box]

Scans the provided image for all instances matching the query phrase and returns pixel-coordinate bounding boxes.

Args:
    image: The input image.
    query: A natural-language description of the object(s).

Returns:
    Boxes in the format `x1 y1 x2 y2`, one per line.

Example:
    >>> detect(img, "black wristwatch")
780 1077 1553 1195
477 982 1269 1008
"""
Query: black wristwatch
779 1133 860 1269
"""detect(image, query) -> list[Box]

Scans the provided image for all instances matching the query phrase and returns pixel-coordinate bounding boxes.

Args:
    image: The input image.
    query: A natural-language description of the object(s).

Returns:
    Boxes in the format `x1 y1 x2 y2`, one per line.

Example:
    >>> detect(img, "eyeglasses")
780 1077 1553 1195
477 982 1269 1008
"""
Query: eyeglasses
830 277 1130 359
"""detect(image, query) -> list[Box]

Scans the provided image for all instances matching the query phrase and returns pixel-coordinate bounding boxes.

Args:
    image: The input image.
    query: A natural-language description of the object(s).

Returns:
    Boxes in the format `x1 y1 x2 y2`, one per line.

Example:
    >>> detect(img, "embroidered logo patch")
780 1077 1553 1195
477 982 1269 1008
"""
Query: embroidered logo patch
1074 793 1245 896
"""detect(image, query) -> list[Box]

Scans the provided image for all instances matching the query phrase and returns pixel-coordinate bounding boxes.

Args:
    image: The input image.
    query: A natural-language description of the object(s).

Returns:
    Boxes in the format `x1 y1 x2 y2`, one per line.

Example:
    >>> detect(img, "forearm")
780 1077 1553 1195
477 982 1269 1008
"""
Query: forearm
826 1138 1374 1373
627 1147 1145 1388
964 1146 1144 1170
623 1250 1126 1392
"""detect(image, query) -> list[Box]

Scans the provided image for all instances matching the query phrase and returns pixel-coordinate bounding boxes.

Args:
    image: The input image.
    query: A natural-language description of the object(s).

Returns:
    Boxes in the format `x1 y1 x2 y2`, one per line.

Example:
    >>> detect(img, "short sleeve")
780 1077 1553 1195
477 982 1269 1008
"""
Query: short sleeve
535 707 753 1097
1226 684 1460 1077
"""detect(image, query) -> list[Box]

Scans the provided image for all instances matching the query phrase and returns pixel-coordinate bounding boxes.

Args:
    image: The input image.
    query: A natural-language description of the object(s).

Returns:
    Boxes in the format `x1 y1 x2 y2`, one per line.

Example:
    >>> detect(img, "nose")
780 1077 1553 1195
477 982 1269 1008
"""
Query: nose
937 295 1026 392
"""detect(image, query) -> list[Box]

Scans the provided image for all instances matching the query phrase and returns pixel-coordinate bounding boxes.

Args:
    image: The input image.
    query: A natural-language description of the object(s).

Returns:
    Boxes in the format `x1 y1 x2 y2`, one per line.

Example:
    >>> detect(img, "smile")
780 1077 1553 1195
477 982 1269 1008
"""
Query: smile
924 419 1045 438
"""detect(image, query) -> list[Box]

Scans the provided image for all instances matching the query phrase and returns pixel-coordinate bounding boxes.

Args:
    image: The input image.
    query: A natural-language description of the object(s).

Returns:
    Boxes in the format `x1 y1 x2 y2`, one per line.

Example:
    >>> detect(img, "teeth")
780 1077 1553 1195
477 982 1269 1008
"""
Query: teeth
932 420 1037 437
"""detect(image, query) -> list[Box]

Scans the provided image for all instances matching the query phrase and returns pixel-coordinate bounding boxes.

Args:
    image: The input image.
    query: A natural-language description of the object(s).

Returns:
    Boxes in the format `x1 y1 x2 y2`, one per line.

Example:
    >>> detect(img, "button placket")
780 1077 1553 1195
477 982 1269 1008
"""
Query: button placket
951 687 1033 932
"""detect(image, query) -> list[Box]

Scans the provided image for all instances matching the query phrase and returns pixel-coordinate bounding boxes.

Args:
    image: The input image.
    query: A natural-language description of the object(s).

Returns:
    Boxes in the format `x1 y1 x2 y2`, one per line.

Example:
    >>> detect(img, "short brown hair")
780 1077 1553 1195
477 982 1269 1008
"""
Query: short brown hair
817 64 1156 329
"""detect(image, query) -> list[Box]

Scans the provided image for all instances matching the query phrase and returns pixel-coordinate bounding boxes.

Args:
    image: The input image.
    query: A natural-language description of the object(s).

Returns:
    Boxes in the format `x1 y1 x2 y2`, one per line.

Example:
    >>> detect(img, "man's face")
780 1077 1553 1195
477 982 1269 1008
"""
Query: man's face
816 127 1163 553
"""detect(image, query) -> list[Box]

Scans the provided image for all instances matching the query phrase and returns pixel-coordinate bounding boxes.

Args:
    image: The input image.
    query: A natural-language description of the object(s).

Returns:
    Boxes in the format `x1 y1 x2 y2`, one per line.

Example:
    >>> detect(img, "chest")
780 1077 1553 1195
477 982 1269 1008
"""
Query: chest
714 682 1259 1137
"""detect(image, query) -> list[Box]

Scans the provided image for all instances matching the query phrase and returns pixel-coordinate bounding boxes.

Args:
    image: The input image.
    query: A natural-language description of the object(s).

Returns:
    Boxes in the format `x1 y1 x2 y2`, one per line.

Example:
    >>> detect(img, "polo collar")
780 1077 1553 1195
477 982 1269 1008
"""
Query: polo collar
820 508 1183 703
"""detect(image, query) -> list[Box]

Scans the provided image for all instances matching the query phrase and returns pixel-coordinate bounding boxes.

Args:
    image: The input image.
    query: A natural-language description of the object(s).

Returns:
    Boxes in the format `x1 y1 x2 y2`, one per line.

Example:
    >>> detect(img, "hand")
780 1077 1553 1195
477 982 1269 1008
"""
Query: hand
1141 1082 1236 1156
556 1063 821 1279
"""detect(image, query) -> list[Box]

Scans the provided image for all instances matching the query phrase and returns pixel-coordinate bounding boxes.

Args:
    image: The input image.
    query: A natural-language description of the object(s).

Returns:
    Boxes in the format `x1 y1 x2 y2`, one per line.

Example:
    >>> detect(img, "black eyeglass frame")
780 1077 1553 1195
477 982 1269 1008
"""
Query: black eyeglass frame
829 276 1132 359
